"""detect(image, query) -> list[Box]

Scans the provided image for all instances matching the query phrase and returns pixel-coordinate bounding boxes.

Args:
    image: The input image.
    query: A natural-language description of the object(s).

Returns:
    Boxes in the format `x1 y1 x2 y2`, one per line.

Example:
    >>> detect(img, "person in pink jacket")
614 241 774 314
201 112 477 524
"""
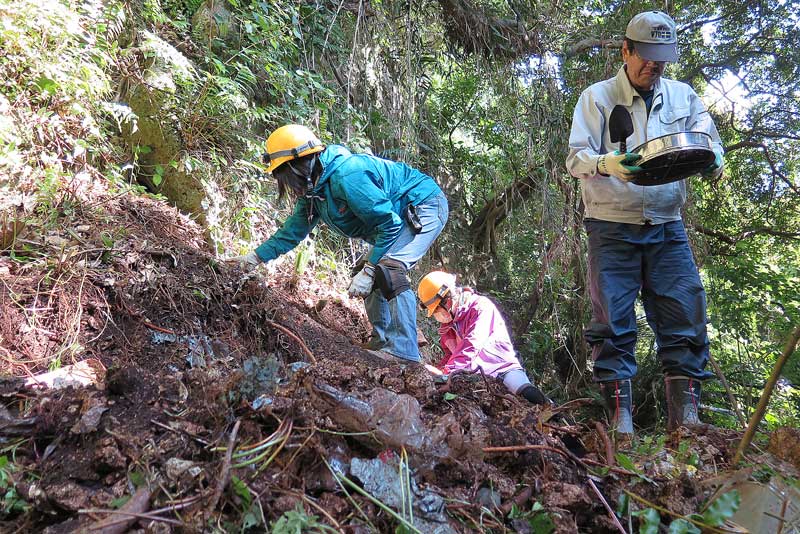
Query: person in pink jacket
417 271 550 405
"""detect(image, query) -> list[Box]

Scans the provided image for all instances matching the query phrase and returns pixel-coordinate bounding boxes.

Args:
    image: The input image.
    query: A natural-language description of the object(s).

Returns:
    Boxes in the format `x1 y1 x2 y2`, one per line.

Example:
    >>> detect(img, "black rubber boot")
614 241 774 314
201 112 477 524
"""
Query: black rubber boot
665 376 701 431
600 379 634 435
519 384 549 406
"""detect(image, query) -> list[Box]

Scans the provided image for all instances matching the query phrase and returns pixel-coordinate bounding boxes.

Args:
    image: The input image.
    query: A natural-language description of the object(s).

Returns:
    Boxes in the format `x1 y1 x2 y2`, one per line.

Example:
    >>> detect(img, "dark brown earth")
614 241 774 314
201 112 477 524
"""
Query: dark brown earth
0 191 787 533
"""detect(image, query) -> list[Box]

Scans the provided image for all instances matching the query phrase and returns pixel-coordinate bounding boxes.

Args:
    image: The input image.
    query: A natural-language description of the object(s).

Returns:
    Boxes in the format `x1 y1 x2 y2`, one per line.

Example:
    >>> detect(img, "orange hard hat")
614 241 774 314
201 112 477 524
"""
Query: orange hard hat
417 271 456 317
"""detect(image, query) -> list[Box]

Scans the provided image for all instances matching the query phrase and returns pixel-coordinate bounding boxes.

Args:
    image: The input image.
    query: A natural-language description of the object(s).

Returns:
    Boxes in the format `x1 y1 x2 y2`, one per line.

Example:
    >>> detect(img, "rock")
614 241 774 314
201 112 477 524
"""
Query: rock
165 458 201 483
768 427 800 469
476 486 502 509
94 443 127 474
71 403 108 434
121 31 214 221
47 481 94 512
541 482 591 512
42 518 83 534
25 359 104 390
191 0 239 52
273 495 300 514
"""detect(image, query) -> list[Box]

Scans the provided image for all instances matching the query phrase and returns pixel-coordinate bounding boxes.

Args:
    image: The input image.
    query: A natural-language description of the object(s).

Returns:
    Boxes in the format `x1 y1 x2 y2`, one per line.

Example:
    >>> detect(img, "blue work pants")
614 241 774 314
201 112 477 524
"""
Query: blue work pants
584 219 713 382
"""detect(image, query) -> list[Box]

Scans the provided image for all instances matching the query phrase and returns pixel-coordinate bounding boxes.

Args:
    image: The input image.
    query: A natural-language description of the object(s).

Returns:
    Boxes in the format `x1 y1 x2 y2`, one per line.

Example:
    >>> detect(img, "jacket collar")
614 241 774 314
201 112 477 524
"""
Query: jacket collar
614 65 663 107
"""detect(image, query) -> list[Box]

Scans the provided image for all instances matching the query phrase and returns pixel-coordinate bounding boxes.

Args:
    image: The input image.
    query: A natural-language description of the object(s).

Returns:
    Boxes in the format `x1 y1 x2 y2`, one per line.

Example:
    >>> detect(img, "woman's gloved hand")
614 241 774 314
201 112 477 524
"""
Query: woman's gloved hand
230 251 261 271
347 263 375 297
597 151 643 181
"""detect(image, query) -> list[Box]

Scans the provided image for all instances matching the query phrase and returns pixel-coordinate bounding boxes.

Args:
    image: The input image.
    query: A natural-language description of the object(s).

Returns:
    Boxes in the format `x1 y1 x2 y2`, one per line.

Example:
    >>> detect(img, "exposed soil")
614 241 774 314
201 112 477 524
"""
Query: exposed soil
0 190 788 533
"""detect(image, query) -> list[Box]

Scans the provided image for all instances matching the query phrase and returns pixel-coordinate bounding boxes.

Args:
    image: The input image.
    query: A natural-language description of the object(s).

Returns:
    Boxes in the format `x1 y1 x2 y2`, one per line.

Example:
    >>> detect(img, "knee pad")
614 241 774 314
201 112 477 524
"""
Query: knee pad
373 259 410 301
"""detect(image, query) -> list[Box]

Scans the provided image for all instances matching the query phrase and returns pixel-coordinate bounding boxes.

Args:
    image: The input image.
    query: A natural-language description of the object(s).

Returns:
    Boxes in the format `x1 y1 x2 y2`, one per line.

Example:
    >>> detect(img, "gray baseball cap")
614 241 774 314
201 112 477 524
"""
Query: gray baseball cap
625 11 678 62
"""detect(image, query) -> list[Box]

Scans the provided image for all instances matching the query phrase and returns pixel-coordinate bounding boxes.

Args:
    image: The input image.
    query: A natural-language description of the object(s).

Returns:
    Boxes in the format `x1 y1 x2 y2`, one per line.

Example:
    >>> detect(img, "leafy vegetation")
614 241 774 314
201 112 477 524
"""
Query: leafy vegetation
0 456 28 518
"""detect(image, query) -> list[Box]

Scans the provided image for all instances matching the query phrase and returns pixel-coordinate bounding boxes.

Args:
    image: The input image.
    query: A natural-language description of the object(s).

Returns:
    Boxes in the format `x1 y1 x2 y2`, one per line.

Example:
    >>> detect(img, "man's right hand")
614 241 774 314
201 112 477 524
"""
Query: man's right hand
597 151 643 181
229 251 261 272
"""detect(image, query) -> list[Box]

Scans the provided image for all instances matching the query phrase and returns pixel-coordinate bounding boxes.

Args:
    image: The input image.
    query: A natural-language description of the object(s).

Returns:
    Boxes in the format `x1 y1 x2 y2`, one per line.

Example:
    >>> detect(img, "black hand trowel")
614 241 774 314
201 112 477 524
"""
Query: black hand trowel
609 105 634 152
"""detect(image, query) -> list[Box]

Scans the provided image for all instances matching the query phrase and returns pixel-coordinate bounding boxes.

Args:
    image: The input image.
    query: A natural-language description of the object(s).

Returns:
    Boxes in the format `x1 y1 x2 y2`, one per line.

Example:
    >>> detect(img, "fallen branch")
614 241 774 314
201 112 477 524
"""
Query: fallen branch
595 421 615 467
210 419 241 510
553 397 595 413
266 319 317 364
588 478 627 534
142 321 175 335
483 444 571 456
84 487 153 534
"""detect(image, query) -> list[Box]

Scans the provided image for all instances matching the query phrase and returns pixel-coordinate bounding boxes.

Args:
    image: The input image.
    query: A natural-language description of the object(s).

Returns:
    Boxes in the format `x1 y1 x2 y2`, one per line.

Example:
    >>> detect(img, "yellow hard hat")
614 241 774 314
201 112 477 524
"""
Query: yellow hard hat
417 271 456 317
263 124 325 173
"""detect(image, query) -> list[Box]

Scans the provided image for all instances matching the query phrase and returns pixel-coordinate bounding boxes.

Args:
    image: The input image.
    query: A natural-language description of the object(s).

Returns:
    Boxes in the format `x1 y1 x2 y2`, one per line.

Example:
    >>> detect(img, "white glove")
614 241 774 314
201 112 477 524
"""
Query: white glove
347 263 375 297
230 251 261 271
597 151 643 182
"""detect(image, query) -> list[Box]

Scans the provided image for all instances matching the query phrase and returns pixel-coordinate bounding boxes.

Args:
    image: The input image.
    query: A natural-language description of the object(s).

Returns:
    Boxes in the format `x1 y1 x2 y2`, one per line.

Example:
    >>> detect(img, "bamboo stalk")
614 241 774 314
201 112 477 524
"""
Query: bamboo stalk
734 324 800 465
708 352 746 427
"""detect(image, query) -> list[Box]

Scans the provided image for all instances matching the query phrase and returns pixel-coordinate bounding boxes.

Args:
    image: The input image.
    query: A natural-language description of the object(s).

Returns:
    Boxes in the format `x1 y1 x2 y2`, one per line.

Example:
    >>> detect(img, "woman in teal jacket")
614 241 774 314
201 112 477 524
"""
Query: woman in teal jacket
234 124 448 363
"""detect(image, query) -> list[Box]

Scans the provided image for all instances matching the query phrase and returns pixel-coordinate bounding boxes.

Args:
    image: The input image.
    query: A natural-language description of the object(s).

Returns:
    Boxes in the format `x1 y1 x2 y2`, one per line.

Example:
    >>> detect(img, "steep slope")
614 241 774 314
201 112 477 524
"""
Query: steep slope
0 177 766 534
0 185 584 532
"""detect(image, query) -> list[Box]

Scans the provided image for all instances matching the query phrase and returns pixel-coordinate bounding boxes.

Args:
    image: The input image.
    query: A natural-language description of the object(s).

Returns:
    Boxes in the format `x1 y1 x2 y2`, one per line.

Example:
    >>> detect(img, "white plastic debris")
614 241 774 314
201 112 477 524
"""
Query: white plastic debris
25 359 103 390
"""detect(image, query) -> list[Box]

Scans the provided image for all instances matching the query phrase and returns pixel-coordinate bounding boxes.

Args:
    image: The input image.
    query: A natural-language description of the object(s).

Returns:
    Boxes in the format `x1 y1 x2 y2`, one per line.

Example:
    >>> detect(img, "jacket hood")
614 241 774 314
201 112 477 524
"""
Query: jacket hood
315 145 352 190
450 288 477 321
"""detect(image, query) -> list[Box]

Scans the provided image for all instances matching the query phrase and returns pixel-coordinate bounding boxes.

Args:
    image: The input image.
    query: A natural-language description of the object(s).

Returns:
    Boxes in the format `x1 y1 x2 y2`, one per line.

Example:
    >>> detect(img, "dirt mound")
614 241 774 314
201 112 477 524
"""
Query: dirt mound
0 191 769 533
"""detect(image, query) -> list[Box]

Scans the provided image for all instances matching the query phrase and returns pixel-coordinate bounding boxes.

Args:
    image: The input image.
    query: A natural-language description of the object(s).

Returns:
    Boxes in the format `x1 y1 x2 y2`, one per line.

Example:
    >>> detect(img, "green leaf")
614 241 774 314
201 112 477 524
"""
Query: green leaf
443 392 457 401
528 512 555 533
702 490 740 527
668 518 701 534
616 493 629 517
128 471 146 488
231 476 251 507
633 508 661 534
109 495 131 509
242 508 262 529
35 77 58 94
615 453 638 472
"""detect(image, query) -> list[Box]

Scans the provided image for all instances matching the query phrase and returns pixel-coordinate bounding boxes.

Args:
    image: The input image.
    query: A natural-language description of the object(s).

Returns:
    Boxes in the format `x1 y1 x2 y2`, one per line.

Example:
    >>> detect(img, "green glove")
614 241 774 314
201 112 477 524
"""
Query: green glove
701 150 724 178
597 151 643 182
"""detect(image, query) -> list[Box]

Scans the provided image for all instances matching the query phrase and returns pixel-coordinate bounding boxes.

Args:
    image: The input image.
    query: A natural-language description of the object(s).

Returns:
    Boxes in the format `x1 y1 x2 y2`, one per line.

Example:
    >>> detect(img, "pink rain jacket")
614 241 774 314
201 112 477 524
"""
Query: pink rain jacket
437 290 523 377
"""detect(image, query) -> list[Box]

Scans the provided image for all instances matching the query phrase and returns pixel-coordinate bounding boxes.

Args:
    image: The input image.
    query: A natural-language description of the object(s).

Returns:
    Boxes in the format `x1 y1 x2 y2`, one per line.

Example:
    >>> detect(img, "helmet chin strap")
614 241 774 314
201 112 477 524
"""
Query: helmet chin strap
285 155 323 223
286 156 319 198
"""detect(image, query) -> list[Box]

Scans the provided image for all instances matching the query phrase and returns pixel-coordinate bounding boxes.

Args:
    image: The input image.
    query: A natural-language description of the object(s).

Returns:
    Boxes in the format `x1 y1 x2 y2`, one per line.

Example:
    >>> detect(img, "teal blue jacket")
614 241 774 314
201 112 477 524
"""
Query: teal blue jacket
255 145 442 265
